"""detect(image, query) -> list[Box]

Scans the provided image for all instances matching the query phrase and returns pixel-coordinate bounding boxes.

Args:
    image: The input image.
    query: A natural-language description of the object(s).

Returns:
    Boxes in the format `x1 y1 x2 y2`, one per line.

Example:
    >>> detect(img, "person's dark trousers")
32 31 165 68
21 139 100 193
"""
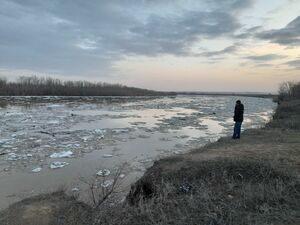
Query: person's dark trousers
233 122 242 139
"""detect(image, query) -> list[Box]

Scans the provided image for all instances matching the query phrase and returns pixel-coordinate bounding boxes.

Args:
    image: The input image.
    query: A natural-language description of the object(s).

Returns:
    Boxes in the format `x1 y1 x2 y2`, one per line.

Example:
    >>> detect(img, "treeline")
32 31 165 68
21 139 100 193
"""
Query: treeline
278 81 300 101
0 76 173 96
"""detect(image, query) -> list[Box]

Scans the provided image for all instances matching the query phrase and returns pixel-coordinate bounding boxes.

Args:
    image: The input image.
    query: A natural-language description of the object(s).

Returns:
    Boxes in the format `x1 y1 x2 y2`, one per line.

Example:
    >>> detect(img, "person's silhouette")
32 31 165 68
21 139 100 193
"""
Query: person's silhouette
232 100 244 139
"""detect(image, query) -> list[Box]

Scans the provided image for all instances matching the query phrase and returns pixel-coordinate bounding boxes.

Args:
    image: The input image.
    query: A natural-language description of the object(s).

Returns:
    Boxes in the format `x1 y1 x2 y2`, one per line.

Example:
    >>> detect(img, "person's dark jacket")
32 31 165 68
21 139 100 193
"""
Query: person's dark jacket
234 103 244 122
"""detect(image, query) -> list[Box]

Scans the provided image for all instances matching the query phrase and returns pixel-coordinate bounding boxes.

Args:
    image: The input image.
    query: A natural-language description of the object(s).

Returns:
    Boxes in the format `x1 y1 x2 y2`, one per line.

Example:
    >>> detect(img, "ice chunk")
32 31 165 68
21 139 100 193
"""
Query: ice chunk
96 169 111 177
50 161 69 169
112 128 129 134
50 151 73 158
100 180 114 188
47 104 61 108
47 120 60 124
82 136 92 142
95 129 106 134
102 154 113 158
138 135 150 139
32 167 42 173
7 153 21 161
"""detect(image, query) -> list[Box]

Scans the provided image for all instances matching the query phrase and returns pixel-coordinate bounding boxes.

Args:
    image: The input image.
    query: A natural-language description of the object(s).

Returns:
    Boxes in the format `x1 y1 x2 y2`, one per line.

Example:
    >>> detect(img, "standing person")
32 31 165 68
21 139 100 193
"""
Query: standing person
232 100 244 139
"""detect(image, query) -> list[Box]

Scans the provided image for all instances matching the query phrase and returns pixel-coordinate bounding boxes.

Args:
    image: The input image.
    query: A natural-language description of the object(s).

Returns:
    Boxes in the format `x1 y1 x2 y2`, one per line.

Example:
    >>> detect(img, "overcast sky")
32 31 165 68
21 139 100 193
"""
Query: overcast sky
0 0 300 92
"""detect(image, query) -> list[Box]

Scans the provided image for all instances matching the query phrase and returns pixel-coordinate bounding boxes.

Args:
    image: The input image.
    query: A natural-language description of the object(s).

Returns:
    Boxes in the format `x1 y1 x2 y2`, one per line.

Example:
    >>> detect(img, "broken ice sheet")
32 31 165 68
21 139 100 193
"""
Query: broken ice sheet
50 161 69 169
96 169 111 177
50 151 73 158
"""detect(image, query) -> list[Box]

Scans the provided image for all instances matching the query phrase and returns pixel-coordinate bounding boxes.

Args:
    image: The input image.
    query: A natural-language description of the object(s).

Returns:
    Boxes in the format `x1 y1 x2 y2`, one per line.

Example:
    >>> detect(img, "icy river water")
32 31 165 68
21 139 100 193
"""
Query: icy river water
0 95 276 209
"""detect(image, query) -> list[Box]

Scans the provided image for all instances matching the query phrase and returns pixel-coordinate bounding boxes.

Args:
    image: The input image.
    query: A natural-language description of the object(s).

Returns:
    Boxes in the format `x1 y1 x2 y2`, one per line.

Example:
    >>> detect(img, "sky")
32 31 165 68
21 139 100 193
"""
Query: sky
0 0 300 92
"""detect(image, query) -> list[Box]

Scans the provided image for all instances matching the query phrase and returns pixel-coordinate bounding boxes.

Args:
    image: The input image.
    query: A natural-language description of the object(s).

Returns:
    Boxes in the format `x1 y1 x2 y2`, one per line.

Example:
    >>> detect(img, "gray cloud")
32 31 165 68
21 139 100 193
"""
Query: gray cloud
285 59 300 70
199 45 239 57
235 26 263 39
255 16 300 46
0 0 253 76
254 63 273 67
244 54 286 61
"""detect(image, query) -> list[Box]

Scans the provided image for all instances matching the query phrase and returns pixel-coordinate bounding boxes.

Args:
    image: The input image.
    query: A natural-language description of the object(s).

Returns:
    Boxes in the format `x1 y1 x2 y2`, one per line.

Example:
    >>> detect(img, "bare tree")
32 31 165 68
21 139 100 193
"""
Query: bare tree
0 76 171 96
80 167 123 209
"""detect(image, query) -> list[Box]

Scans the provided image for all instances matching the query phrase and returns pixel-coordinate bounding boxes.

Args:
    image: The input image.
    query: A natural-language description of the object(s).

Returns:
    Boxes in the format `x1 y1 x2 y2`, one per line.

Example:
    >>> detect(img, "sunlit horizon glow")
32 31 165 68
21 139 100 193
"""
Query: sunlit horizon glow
0 0 299 93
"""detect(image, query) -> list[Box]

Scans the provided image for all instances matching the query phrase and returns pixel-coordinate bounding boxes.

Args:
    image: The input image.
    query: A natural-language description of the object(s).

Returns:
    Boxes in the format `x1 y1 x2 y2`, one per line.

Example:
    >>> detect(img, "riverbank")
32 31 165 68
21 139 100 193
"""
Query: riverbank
0 98 299 225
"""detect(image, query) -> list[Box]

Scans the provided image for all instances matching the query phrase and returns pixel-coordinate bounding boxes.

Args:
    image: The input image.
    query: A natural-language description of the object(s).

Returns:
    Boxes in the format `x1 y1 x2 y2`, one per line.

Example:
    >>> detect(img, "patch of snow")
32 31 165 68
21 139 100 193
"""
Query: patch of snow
101 180 114 188
96 169 111 177
71 187 80 192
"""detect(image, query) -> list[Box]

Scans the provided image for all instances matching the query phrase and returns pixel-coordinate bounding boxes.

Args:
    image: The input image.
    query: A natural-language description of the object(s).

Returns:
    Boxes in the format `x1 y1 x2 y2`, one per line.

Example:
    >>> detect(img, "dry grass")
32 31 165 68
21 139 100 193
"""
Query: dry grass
0 191 93 225
268 99 300 130
95 159 300 225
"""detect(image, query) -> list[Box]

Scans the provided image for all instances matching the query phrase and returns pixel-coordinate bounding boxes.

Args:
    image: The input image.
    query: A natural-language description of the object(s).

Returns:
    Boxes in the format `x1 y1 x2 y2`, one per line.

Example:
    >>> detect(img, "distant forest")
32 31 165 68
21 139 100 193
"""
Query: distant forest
0 76 172 96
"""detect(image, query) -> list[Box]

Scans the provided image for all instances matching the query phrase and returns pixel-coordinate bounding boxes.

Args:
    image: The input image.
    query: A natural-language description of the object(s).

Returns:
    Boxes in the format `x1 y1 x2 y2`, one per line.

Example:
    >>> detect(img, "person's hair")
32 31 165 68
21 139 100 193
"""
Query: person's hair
236 100 241 104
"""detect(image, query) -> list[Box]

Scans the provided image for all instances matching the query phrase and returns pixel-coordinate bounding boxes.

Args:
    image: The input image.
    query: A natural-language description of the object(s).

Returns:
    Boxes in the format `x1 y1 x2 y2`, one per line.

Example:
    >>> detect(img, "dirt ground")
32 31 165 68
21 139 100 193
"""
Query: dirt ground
157 127 300 176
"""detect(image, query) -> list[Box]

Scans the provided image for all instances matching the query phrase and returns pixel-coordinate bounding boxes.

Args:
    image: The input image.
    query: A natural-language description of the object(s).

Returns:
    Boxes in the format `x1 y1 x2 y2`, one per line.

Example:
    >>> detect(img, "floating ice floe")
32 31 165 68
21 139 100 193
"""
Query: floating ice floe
50 161 69 169
138 134 150 139
32 167 42 173
112 128 129 134
102 154 113 158
101 180 114 188
82 136 92 142
160 137 171 141
94 129 106 134
50 151 73 158
47 104 61 108
7 153 21 161
96 169 111 177
47 120 60 124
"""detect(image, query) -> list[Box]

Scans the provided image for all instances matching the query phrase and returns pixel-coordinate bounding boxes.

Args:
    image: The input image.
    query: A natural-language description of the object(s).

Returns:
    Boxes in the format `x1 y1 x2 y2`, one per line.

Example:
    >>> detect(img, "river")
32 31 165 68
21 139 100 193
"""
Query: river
0 95 276 209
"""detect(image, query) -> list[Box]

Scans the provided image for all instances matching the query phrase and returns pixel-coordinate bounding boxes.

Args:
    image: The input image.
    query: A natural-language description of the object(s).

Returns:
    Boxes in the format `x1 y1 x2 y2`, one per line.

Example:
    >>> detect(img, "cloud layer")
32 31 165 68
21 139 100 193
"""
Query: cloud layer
0 0 253 75
0 0 299 91
256 16 300 46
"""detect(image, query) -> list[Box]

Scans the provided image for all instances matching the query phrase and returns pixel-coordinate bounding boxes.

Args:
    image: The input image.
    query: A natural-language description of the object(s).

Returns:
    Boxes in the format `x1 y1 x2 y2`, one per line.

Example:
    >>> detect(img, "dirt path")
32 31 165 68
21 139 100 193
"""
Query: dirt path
151 127 300 177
